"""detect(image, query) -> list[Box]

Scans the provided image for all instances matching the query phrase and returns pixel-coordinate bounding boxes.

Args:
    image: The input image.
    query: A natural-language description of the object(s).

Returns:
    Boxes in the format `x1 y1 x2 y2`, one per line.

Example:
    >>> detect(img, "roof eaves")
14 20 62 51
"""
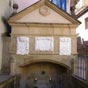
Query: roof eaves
76 6 88 18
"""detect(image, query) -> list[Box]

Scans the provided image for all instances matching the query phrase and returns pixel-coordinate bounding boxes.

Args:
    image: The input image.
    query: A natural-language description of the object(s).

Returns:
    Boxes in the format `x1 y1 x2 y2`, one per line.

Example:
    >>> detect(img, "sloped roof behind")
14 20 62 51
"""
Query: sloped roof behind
76 6 88 18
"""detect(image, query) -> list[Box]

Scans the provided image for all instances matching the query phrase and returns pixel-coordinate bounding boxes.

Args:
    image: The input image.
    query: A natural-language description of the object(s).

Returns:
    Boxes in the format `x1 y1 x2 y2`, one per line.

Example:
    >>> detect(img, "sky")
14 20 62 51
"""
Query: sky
15 0 40 12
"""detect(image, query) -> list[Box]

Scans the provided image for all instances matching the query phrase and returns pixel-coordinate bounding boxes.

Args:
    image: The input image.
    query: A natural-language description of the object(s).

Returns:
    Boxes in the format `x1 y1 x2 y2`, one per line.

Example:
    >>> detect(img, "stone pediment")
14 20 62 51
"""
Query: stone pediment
8 0 80 25
16 5 71 24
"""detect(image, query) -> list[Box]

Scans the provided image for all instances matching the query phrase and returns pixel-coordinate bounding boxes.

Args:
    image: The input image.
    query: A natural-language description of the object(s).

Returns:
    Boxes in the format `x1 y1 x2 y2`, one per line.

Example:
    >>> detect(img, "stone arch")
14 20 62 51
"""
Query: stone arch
19 60 71 88
19 58 70 70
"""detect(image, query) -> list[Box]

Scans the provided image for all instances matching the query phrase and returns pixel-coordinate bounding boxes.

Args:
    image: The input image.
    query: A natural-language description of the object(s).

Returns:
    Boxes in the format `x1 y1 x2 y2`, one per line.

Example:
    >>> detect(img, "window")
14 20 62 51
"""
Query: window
85 17 88 29
51 0 67 11
74 56 87 80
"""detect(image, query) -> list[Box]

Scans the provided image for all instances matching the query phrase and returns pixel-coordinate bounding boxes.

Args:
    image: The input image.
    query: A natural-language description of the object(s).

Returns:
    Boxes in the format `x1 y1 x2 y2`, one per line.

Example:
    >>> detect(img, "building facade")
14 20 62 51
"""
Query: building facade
8 0 80 88
76 6 88 41
73 0 88 82
73 37 88 82
0 0 12 73
75 0 88 40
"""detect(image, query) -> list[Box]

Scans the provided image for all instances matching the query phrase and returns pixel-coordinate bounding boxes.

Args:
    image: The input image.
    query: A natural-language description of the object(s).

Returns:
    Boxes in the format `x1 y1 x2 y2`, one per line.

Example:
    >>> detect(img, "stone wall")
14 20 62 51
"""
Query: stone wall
1 37 11 74
72 76 88 88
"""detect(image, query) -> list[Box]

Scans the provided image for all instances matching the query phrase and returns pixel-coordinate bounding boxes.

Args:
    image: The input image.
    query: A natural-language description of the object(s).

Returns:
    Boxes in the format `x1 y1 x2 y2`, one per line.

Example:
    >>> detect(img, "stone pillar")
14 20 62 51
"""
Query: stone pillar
1 36 11 74
10 57 17 75
72 54 78 75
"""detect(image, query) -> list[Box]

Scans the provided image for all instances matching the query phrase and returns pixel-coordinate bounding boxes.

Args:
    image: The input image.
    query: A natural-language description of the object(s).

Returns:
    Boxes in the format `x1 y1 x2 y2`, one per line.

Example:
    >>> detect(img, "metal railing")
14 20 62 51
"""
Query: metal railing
74 55 88 81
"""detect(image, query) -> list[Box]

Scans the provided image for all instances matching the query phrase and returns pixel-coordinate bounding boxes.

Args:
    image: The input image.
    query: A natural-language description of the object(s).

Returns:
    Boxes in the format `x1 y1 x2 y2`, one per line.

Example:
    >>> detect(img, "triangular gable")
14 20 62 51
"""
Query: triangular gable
8 0 80 25
16 5 72 24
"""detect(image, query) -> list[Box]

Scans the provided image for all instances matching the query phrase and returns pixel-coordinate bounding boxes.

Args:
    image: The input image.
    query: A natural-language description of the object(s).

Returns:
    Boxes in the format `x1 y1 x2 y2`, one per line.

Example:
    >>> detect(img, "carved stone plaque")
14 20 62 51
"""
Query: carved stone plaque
59 37 71 55
16 37 29 55
35 37 54 51
39 6 50 16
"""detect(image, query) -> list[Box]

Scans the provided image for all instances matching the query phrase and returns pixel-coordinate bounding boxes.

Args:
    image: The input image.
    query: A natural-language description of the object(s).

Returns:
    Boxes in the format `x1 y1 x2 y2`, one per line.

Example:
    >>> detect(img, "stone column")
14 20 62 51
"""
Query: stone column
10 57 17 75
